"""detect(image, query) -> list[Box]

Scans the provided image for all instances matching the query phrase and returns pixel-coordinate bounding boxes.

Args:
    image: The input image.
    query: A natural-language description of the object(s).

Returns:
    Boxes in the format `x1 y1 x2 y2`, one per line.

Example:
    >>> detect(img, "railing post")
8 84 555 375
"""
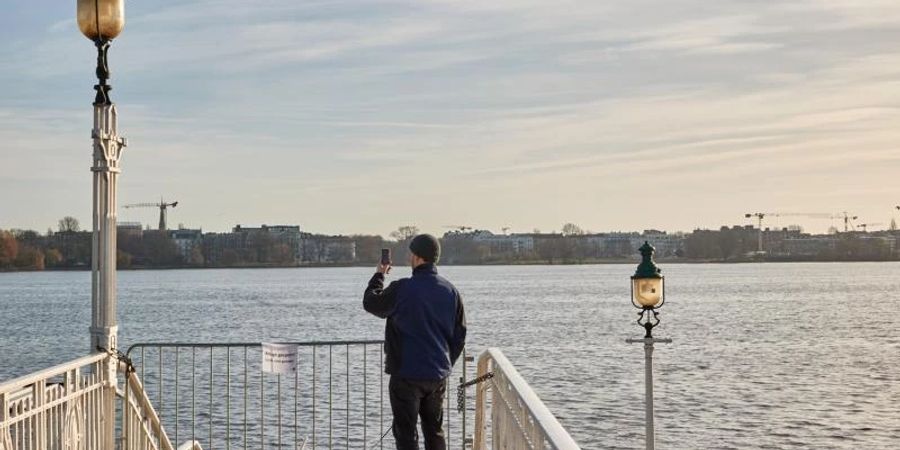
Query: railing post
461 350 468 450
102 355 117 449
0 392 7 449
473 356 489 450
33 380 47 449
0 392 6 424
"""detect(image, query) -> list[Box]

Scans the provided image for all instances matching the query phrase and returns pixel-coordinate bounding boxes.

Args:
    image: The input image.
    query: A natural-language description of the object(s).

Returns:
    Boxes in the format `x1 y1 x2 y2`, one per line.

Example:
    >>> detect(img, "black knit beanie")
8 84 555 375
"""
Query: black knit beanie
409 234 441 263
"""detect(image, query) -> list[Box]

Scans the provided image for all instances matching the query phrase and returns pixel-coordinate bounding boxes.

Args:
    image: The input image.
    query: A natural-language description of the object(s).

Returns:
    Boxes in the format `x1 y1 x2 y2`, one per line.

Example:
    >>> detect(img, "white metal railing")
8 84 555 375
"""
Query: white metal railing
2 346 580 450
0 353 113 450
120 363 176 450
0 353 185 450
473 348 580 450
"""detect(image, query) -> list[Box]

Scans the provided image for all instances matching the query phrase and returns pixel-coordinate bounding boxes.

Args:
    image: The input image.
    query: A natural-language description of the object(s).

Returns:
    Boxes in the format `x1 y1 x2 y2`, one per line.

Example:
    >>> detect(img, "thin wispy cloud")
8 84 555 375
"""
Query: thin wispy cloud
1 0 899 235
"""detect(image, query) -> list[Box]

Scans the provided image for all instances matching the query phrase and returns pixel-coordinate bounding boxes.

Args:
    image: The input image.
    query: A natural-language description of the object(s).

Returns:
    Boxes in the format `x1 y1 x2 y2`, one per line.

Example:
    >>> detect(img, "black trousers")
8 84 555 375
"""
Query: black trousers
389 376 447 450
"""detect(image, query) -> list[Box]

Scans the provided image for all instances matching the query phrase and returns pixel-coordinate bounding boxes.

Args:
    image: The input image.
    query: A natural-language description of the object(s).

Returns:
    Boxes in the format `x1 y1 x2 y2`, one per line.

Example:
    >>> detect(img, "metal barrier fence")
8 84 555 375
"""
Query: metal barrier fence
0 353 114 450
126 341 472 450
473 348 580 450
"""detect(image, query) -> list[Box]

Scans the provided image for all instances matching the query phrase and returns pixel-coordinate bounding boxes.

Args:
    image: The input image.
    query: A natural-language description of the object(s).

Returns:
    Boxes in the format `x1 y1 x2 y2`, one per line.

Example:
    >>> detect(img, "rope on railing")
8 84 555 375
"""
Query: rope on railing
457 371 494 413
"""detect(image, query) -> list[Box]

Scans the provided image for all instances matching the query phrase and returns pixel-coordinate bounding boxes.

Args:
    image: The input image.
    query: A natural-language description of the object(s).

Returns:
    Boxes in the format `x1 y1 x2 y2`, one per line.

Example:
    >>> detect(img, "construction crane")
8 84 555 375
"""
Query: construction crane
857 223 882 232
443 225 473 232
744 212 832 253
124 199 178 231
744 213 781 254
744 212 768 229
837 212 858 233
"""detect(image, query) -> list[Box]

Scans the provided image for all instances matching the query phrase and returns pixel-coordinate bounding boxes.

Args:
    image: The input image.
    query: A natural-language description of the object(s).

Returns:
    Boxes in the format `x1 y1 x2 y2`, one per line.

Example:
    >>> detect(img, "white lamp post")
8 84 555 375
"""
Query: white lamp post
626 241 671 450
78 0 127 355
78 3 126 447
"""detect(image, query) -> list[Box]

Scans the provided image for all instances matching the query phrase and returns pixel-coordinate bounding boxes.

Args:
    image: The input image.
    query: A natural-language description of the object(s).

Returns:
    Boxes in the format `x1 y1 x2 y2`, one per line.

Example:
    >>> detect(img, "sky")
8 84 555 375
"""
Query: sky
1 0 900 237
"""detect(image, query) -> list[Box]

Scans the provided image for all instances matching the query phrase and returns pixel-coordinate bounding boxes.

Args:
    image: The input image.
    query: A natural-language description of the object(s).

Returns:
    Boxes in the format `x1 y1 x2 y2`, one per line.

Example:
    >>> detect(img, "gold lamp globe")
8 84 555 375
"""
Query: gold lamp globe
633 277 663 308
77 0 125 41
631 241 665 309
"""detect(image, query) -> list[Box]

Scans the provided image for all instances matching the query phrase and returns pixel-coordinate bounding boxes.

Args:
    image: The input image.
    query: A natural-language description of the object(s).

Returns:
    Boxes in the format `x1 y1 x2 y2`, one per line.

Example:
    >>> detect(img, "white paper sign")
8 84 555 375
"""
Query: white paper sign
261 343 298 374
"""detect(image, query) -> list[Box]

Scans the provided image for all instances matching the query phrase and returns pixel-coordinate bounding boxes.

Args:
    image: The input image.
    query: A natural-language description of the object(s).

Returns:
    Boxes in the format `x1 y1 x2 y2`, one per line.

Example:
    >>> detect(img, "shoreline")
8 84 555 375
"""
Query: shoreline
2 257 898 273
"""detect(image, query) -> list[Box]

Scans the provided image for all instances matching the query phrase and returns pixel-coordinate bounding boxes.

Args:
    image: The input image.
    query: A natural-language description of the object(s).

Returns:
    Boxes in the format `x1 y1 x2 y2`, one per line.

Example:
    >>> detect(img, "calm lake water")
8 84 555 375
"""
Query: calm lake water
1 263 899 449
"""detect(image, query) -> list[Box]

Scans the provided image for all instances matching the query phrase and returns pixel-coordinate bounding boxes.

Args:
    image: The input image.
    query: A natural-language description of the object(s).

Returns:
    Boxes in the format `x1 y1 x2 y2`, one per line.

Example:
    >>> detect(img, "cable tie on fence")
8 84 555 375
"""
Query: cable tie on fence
457 371 494 412
116 350 136 374
97 346 136 374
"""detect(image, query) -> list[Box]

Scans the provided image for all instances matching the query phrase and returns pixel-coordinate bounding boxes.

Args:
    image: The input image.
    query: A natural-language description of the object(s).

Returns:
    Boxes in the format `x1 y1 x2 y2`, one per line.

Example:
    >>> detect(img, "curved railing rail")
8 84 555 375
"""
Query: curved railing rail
0 353 112 450
473 348 580 450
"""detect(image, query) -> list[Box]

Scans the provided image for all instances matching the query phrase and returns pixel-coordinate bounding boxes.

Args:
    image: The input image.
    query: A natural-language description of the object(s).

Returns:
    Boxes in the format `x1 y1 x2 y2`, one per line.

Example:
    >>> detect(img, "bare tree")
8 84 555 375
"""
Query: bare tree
390 225 420 242
561 223 584 236
58 216 80 233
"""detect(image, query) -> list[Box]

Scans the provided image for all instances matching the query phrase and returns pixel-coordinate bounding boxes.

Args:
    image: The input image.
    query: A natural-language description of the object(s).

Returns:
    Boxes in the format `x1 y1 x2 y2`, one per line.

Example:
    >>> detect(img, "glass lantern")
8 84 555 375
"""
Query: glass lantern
632 276 664 308
77 0 125 41
631 241 665 309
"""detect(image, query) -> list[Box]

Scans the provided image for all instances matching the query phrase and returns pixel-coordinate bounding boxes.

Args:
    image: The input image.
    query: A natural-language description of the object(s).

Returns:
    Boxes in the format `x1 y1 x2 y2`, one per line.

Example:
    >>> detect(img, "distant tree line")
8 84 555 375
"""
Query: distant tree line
0 217 82 270
0 217 392 271
683 225 898 261
2 219 899 272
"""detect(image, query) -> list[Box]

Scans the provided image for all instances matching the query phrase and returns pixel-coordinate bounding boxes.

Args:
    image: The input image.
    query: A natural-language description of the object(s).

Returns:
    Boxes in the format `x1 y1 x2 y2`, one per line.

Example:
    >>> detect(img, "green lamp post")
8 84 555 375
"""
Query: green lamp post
626 241 672 450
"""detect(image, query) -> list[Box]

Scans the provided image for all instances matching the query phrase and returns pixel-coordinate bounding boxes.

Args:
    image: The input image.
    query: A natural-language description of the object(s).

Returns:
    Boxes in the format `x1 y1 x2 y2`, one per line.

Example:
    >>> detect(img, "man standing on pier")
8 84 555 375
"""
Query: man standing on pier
363 234 467 450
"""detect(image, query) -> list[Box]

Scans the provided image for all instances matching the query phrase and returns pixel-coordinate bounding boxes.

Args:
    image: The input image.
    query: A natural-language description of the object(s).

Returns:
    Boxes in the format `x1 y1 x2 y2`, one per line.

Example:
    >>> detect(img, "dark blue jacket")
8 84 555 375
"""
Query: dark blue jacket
363 264 466 380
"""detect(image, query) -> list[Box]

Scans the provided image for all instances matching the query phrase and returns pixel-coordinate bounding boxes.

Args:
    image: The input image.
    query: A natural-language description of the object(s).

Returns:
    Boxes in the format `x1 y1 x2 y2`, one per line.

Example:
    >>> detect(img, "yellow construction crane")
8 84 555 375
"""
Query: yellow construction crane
124 199 178 231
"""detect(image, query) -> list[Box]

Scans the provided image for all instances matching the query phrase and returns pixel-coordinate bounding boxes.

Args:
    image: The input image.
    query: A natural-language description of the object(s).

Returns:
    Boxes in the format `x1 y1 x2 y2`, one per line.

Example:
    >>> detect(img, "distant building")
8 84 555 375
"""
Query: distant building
449 230 542 255
168 228 202 260
471 230 517 254
233 225 301 235
760 227 806 255
588 232 638 257
507 234 536 253
640 230 684 257
440 229 684 260
203 224 302 265
298 233 357 263
117 222 143 238
237 225 301 262
780 236 835 257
